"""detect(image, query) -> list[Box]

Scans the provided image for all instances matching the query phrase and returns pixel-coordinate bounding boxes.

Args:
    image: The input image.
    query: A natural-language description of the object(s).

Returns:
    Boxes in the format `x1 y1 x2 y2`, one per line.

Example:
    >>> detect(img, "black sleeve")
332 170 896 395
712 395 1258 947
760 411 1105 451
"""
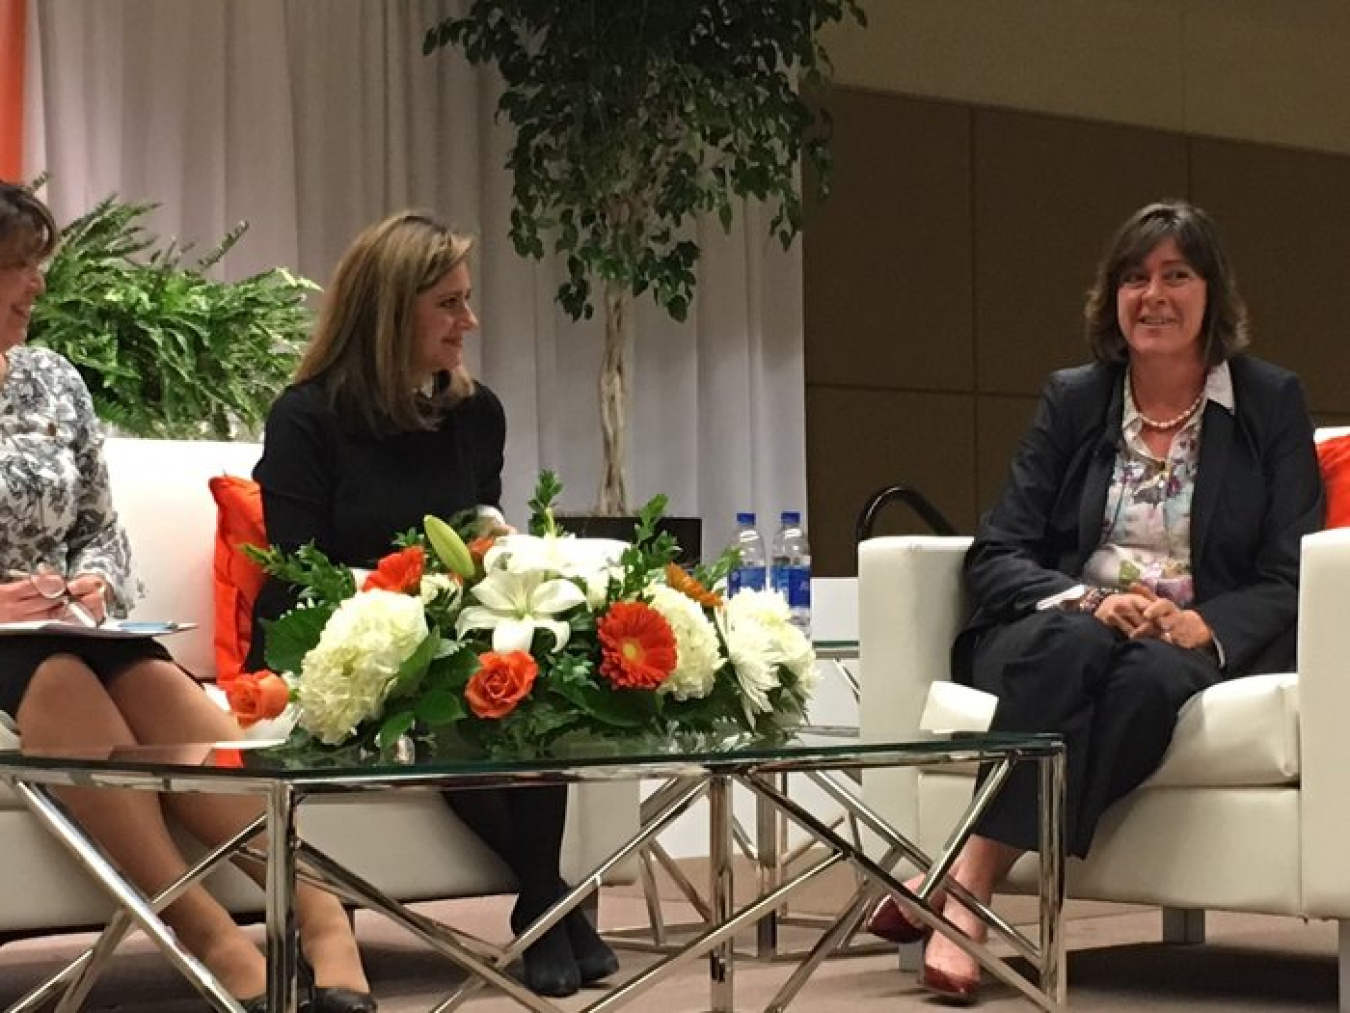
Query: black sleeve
253 386 336 554
1194 372 1324 672
246 386 334 672
964 373 1085 620
472 383 506 510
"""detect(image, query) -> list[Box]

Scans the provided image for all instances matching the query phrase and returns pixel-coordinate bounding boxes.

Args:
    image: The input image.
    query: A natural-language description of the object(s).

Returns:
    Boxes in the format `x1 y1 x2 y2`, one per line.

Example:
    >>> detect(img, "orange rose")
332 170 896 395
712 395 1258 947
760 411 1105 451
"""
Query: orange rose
225 670 291 728
362 546 425 594
465 650 539 719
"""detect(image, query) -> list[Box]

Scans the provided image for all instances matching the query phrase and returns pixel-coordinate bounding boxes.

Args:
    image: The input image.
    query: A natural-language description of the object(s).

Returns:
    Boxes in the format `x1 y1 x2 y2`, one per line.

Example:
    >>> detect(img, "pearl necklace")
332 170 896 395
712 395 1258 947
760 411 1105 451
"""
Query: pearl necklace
1137 388 1205 430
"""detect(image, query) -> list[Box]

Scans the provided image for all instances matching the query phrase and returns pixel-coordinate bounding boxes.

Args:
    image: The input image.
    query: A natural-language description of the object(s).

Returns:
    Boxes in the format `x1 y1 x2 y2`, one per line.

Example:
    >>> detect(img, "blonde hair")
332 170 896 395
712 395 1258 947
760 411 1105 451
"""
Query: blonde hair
298 211 476 433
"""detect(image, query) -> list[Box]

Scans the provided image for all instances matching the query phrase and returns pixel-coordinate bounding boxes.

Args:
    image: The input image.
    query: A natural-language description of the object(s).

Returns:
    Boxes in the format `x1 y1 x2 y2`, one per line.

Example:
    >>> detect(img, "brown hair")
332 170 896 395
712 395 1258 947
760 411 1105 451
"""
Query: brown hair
0 182 59 264
1084 200 1249 367
297 211 476 433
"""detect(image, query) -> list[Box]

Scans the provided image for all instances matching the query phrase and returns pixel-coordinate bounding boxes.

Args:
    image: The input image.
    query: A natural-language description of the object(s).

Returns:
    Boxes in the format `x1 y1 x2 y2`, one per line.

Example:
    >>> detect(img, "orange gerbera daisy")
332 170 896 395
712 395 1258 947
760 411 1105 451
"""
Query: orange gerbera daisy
363 546 425 594
597 602 677 690
665 562 722 608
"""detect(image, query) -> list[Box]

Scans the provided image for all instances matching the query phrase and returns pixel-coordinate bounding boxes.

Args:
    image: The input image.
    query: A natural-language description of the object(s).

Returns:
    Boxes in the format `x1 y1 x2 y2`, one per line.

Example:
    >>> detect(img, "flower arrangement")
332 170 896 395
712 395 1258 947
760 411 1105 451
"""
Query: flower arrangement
225 475 816 756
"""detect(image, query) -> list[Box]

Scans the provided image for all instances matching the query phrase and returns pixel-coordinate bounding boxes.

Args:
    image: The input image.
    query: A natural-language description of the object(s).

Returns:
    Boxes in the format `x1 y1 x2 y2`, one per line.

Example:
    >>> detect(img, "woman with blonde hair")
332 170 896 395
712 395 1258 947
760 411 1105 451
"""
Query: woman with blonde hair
248 211 618 998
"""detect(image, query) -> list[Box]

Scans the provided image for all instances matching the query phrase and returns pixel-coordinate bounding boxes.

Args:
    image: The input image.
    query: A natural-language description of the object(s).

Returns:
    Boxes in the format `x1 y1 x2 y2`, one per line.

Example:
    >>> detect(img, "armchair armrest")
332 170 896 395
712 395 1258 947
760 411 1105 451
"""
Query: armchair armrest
1297 527 1350 915
857 535 972 840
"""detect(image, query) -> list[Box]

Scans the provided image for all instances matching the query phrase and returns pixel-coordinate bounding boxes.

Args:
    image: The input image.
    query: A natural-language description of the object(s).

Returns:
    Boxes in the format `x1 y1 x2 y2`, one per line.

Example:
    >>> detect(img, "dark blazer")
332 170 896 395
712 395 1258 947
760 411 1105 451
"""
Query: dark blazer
953 355 1325 682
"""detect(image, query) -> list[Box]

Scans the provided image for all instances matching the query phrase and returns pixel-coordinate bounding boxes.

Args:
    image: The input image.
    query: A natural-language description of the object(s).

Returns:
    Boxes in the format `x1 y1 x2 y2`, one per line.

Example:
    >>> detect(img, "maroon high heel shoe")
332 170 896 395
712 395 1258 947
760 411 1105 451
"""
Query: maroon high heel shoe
865 895 932 945
918 963 980 1006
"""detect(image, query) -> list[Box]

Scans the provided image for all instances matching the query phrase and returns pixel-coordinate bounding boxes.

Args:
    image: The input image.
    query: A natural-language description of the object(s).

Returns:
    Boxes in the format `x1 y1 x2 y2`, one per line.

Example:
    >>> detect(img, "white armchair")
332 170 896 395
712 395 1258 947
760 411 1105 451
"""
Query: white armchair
858 433 1350 1011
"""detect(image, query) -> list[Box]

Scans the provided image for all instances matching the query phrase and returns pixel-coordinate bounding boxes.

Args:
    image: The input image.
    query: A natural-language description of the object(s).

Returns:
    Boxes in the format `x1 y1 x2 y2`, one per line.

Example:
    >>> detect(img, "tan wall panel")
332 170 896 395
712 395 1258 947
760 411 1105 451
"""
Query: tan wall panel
804 89 972 392
822 1 1187 134
1185 1 1350 157
821 0 1350 158
975 396 1041 515
973 110 1189 395
806 387 975 576
1189 139 1350 416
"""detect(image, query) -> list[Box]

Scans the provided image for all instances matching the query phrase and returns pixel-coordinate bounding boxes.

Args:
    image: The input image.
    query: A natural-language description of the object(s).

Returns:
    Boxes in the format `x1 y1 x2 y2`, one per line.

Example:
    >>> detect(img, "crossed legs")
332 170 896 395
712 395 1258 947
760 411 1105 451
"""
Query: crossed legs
913 612 1220 997
17 655 369 1001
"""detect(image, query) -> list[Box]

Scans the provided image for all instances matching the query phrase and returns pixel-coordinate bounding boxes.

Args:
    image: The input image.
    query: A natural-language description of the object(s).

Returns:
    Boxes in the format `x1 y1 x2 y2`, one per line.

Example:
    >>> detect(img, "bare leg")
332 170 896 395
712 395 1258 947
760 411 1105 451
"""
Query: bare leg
17 658 266 1000
921 834 1023 988
109 660 370 992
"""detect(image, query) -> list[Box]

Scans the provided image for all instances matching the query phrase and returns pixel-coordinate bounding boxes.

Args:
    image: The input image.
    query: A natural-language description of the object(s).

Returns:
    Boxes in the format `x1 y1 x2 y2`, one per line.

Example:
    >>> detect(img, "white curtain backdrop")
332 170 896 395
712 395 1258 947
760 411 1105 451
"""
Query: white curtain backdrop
21 0 807 557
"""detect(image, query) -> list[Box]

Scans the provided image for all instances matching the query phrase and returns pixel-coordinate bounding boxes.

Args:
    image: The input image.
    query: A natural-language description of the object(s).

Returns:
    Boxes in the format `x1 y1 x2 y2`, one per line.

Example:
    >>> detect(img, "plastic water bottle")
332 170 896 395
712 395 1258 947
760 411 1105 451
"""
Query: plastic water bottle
770 511 811 635
727 512 767 596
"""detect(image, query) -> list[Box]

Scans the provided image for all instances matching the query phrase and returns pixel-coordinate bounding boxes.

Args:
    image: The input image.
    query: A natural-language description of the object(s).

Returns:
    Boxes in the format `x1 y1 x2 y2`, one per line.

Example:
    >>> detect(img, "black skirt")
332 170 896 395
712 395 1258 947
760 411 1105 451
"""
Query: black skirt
0 635 176 718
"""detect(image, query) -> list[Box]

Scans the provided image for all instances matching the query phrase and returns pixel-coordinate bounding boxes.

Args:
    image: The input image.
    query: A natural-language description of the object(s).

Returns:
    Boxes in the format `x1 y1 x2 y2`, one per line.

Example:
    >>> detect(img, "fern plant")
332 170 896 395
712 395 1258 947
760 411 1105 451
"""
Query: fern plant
28 193 314 439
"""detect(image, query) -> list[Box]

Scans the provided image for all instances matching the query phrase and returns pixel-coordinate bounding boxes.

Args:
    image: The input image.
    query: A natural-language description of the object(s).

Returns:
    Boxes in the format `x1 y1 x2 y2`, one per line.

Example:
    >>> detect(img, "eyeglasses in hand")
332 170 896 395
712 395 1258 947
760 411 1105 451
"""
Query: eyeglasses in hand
7 567 102 627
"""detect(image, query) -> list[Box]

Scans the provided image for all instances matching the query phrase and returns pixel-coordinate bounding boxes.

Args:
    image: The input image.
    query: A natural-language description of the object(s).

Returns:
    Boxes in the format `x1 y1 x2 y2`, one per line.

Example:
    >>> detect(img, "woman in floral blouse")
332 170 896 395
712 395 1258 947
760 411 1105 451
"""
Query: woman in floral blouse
0 182 372 1013
866 201 1324 1004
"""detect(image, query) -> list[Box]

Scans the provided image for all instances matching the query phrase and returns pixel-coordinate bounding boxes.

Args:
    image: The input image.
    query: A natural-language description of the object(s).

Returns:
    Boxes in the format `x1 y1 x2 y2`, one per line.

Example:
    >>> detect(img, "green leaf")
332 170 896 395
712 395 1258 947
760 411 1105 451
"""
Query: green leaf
376 710 416 750
415 685 467 726
261 606 334 676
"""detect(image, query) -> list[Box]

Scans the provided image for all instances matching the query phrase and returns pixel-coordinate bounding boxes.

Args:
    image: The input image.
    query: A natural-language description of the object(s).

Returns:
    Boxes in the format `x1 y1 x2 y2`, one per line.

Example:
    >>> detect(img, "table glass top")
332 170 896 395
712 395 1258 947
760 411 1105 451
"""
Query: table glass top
0 728 1060 786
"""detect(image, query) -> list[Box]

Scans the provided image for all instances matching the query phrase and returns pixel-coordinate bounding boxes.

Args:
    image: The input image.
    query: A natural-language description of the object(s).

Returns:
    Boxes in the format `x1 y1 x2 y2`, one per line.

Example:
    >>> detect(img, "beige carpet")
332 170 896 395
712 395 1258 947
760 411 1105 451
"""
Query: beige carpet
0 880 1339 1011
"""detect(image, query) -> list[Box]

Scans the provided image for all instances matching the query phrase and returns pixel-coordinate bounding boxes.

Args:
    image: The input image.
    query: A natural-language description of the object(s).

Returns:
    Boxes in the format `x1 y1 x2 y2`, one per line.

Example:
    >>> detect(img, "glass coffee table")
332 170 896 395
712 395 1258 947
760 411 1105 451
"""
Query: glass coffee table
0 729 1066 1013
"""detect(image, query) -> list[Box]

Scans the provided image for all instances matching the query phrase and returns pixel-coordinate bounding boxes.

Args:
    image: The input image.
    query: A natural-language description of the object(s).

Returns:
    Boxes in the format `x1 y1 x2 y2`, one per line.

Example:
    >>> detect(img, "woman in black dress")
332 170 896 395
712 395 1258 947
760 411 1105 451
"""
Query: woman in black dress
0 182 372 1013
247 211 618 998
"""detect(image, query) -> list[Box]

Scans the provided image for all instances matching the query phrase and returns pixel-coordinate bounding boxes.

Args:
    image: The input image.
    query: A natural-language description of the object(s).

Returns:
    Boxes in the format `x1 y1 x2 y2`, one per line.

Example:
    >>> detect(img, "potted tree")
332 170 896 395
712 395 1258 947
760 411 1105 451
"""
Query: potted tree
28 190 312 439
425 0 866 519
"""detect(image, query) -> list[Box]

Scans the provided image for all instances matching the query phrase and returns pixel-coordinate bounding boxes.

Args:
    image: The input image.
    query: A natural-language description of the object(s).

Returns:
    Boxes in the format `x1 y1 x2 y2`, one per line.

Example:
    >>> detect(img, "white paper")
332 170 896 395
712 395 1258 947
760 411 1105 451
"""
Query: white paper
0 619 195 638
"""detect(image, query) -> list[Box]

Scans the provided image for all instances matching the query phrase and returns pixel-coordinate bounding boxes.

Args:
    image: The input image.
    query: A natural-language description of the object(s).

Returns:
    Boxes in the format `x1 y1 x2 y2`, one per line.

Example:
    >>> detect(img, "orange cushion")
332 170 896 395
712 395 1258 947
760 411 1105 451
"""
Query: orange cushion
1317 434 1350 529
208 475 267 684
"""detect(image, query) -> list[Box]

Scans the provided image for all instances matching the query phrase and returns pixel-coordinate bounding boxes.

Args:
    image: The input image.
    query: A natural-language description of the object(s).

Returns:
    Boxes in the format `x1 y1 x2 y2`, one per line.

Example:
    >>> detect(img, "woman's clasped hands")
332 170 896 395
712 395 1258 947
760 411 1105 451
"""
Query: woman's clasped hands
1093 583 1214 651
0 568 107 625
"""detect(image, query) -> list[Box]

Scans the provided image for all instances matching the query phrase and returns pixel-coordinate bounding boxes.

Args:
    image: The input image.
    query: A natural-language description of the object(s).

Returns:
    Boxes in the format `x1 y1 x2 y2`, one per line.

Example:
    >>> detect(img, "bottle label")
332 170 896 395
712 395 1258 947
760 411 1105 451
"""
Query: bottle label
771 564 811 609
728 565 767 595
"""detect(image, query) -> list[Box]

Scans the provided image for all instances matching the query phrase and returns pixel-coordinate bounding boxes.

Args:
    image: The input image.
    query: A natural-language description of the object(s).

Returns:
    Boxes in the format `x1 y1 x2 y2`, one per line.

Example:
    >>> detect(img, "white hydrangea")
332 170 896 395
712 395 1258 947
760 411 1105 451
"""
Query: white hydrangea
719 589 818 718
296 589 429 745
648 584 723 701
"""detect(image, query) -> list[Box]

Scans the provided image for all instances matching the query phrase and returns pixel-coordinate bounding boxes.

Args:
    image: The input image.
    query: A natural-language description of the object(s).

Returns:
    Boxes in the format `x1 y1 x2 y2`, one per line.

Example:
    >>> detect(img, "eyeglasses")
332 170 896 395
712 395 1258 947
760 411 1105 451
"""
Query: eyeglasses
6 567 100 627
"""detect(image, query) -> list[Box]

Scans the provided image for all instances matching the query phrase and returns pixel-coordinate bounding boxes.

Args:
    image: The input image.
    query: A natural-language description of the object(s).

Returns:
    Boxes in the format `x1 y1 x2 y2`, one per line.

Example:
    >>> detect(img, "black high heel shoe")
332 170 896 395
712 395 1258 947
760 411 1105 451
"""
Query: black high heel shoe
309 987 378 1013
299 954 379 1013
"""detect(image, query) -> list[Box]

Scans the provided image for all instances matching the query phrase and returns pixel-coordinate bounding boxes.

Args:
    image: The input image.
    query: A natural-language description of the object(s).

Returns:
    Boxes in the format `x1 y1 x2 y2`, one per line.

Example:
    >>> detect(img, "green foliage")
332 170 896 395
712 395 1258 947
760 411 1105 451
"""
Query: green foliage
424 0 865 323
28 193 315 438
527 470 565 536
245 543 357 607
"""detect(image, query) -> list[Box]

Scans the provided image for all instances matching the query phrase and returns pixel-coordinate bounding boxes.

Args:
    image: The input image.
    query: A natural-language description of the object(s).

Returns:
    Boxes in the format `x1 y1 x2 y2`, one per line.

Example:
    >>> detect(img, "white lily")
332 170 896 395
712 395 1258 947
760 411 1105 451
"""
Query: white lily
456 568 588 653
486 533 625 609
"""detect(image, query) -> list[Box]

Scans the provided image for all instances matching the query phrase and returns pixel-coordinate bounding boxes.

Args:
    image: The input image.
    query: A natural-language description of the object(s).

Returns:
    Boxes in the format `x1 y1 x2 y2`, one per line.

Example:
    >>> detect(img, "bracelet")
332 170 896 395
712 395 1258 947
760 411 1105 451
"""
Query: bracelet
1075 587 1108 614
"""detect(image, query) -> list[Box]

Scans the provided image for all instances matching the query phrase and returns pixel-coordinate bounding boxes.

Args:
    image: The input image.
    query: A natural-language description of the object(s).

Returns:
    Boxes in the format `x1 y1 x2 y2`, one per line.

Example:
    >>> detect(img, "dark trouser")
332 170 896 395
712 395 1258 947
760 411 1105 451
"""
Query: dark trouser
969 610 1221 858
441 784 569 903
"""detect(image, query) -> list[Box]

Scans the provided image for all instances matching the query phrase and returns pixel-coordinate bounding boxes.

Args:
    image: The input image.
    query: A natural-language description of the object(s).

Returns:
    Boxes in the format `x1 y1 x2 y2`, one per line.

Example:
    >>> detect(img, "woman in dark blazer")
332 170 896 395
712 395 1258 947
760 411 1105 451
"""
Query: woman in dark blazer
870 201 1324 1004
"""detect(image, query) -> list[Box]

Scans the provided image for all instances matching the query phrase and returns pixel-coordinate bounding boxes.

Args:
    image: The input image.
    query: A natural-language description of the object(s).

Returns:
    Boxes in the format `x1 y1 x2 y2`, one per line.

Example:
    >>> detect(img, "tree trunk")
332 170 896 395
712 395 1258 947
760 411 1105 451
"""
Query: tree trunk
598 281 632 515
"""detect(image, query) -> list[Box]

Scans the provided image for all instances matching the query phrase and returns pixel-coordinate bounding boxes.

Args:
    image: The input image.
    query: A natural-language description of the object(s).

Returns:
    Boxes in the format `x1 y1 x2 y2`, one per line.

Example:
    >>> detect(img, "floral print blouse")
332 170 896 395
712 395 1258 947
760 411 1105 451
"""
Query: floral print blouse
1081 364 1234 608
0 346 133 614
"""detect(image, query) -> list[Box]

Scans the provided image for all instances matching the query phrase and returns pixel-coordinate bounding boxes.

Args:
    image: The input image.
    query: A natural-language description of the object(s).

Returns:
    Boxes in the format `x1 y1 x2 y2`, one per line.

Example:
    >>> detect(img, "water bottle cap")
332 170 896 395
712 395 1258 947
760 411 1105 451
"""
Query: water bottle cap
781 511 801 525
736 512 756 524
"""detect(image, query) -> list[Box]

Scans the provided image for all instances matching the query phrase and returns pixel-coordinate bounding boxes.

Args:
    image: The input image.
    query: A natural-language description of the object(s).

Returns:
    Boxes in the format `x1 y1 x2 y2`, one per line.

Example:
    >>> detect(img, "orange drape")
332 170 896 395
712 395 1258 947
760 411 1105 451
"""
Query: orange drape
0 0 26 181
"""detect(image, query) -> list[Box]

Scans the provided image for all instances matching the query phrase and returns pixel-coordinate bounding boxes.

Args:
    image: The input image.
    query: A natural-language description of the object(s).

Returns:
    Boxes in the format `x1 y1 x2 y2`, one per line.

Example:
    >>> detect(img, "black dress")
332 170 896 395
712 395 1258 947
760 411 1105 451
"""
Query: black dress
246 378 571 910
